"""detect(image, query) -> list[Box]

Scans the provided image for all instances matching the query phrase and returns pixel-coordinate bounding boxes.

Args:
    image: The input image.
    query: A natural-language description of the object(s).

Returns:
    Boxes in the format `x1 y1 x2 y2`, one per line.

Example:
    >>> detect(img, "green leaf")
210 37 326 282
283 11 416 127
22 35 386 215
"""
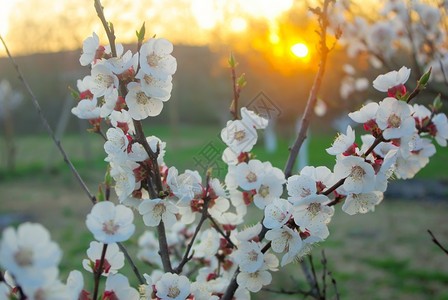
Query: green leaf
136 22 146 42
228 52 238 68
418 67 432 88
432 94 442 111
237 73 246 87
97 185 105 202
104 165 112 186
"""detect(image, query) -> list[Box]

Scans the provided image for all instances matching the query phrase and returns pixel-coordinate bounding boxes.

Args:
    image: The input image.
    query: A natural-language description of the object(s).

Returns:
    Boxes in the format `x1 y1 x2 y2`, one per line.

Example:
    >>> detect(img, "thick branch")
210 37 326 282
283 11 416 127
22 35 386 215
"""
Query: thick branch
157 221 173 272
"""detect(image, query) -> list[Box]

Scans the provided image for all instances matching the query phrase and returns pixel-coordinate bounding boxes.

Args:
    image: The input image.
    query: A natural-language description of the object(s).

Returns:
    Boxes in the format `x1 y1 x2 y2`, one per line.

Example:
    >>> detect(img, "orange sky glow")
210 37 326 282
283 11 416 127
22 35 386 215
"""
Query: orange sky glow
0 0 316 55
0 0 380 75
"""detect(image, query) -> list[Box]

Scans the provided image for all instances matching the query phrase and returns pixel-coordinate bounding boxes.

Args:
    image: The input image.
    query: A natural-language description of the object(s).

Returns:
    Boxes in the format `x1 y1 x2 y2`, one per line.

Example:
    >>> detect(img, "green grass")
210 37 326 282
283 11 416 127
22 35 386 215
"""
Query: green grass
3 124 448 181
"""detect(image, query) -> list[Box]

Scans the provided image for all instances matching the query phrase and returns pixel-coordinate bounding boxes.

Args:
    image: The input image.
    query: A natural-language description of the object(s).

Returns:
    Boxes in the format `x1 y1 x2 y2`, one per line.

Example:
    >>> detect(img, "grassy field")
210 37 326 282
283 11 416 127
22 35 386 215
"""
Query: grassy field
1 124 448 299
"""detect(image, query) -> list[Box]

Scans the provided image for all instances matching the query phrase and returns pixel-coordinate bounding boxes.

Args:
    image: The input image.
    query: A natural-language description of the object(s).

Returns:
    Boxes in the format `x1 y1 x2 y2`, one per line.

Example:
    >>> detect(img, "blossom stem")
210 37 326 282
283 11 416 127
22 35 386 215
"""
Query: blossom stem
0 35 96 204
92 243 108 300
117 242 144 284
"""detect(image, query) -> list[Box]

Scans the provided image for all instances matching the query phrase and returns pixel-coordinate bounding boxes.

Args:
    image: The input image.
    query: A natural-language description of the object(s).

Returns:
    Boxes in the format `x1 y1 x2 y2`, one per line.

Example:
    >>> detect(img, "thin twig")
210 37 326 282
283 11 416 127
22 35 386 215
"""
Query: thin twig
117 242 144 284
0 35 96 204
428 229 448 255
93 243 108 300
174 198 211 274
321 250 327 299
309 255 322 299
207 214 236 249
328 269 340 300
439 59 448 87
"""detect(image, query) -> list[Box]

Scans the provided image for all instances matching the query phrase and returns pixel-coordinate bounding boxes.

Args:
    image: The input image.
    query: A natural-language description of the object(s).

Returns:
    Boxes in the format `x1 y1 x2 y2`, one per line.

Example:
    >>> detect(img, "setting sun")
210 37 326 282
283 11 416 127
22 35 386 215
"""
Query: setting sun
291 43 309 58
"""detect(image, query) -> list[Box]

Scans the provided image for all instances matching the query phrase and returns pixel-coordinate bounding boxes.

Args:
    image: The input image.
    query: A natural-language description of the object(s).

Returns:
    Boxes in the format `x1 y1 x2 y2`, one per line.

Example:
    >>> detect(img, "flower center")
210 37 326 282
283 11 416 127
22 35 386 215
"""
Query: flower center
102 220 119 235
301 187 311 198
246 171 257 183
167 286 181 298
14 248 33 266
248 249 259 262
147 52 162 67
350 165 366 181
136 92 150 105
97 74 114 87
234 130 246 141
154 203 167 218
307 202 321 217
259 184 270 197
387 114 401 128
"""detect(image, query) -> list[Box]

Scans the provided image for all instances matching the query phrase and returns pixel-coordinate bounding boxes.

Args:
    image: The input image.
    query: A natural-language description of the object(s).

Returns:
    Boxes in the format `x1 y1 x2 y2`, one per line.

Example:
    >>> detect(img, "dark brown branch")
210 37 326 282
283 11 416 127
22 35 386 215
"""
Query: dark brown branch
428 229 448 256
157 221 173 273
363 134 385 157
0 35 96 204
93 243 108 300
117 242 144 284
323 177 346 197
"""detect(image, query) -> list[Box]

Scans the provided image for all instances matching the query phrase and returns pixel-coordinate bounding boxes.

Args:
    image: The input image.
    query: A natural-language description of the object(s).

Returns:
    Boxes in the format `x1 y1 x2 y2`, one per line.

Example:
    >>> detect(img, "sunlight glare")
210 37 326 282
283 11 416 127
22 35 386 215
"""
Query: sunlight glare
291 43 309 58
240 0 293 19
191 0 221 29
0 0 21 35
269 33 280 44
230 17 247 32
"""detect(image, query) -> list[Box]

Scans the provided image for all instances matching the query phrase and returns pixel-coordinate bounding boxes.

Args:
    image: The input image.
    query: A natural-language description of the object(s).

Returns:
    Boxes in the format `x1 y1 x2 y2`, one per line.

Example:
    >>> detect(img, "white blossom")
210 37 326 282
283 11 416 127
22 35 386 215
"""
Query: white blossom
82 241 124 276
221 119 258 154
139 198 178 227
0 223 61 288
86 201 135 243
373 66 411 92
104 273 139 300
155 273 191 300
125 82 163 120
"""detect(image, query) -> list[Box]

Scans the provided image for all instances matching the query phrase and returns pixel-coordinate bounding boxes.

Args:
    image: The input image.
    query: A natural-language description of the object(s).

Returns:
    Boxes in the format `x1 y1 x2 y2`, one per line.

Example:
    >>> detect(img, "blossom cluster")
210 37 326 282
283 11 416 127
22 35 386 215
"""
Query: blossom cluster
329 0 448 85
1 7 448 300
